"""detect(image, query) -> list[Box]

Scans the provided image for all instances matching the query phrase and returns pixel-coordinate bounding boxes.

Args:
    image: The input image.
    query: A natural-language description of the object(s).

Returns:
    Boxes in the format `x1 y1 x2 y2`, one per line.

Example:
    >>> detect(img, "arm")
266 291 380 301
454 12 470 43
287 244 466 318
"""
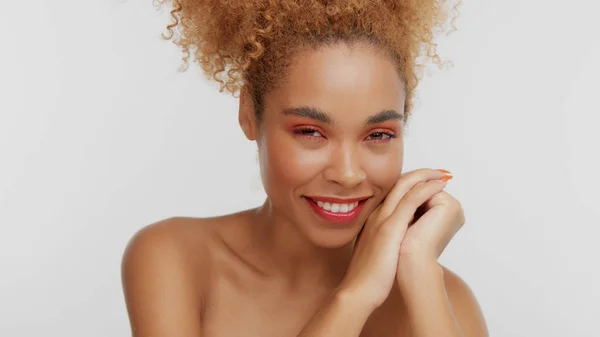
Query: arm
295 169 459 337
443 266 489 337
398 260 489 337
295 288 376 337
121 219 204 337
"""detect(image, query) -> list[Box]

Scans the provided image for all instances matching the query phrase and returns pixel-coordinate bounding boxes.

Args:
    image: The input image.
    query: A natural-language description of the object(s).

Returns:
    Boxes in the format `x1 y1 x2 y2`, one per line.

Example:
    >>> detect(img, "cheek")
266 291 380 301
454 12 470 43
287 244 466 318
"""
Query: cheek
259 134 328 192
363 146 404 190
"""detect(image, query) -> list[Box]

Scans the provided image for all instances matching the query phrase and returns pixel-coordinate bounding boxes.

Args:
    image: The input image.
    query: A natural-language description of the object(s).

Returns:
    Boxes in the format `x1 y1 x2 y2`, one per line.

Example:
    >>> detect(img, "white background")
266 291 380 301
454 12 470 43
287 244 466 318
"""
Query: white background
1 1 599 336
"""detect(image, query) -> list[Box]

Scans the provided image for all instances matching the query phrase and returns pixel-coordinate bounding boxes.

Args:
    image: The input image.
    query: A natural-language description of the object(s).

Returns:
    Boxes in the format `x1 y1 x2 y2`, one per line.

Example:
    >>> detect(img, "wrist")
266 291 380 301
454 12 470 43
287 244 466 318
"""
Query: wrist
334 285 379 318
396 256 443 289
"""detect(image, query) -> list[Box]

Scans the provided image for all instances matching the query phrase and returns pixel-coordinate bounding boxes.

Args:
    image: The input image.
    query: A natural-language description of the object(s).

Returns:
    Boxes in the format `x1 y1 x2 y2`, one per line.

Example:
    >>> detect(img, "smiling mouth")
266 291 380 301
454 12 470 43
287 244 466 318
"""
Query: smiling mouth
312 199 359 213
303 196 370 224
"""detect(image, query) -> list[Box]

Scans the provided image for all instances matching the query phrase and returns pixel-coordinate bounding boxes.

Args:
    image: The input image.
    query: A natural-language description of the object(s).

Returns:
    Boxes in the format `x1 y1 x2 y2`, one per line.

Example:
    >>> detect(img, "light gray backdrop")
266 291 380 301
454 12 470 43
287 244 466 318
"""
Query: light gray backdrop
0 1 598 336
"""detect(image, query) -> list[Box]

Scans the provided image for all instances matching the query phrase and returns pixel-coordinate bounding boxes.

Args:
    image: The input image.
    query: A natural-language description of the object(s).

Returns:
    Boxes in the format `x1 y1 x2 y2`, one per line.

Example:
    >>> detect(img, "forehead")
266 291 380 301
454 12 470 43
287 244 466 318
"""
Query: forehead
267 43 406 117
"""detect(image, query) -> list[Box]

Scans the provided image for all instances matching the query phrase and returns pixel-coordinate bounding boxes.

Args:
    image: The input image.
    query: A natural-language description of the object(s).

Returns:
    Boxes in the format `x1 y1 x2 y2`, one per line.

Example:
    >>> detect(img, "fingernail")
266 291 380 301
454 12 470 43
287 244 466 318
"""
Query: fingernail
436 169 452 174
438 175 453 182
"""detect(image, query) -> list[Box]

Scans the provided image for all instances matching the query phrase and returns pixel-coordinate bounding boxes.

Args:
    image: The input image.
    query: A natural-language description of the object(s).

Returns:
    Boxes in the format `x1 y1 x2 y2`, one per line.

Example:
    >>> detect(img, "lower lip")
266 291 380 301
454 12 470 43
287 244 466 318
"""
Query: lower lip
304 197 367 225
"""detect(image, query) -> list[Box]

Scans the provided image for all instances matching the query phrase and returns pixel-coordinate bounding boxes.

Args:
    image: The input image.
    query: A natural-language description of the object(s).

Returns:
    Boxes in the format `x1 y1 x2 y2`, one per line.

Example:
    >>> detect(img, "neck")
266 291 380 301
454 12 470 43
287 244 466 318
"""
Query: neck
250 198 353 289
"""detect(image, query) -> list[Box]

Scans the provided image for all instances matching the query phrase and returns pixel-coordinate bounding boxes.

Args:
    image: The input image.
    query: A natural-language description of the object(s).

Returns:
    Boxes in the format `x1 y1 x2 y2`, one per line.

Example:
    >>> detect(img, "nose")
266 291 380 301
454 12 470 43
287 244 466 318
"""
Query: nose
322 144 366 188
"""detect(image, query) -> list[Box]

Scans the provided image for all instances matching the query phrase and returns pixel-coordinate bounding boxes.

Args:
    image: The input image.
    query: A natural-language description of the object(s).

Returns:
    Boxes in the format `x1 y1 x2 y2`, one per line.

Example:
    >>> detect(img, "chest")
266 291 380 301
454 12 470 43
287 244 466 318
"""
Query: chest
201 278 411 337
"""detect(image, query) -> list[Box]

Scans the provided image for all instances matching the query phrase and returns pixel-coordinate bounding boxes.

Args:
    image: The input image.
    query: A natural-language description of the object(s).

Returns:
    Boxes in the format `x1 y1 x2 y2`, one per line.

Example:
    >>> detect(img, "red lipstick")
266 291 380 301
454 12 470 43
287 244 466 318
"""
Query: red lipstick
303 196 369 225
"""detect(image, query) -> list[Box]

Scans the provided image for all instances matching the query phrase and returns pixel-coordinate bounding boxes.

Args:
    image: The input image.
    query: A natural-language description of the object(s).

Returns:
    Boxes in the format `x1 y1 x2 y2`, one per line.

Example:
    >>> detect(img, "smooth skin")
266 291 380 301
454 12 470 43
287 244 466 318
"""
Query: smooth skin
122 42 488 337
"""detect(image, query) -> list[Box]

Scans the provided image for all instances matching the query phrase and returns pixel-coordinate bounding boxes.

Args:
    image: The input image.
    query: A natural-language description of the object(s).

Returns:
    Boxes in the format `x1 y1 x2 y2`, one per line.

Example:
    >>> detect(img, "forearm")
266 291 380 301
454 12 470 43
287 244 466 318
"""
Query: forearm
398 260 464 337
296 289 374 337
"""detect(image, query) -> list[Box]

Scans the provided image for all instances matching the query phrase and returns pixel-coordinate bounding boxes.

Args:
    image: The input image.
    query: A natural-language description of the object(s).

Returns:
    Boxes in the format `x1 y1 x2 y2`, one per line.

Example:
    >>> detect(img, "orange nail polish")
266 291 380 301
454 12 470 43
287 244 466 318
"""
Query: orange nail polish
437 169 452 174
438 175 453 182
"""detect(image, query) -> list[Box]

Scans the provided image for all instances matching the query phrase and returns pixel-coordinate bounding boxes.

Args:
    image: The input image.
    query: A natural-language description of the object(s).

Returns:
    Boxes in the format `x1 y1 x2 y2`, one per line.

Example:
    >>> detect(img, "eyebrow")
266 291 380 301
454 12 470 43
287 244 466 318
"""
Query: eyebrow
282 106 404 125
365 109 404 125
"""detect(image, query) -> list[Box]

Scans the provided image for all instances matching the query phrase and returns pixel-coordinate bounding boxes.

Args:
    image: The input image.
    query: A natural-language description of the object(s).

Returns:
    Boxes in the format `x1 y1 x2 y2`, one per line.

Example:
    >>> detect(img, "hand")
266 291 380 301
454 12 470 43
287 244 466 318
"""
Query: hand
338 168 452 311
398 177 465 261
396 173 465 287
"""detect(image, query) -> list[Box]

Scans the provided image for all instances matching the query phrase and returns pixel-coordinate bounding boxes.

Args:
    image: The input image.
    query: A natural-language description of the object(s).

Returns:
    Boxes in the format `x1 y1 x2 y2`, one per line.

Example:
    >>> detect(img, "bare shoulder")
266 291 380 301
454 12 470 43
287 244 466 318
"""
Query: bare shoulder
122 216 215 268
122 216 221 259
120 216 231 337
440 265 489 337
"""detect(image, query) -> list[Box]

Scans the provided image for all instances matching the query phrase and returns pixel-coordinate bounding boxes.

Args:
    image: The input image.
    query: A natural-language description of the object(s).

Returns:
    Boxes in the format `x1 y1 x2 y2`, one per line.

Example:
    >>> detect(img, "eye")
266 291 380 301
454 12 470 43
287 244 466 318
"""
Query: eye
365 130 396 142
293 127 324 138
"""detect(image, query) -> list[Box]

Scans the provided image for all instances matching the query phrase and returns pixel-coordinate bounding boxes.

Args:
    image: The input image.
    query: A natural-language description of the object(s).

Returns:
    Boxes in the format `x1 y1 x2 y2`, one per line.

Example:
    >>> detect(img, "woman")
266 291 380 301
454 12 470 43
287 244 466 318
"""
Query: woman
122 1 488 336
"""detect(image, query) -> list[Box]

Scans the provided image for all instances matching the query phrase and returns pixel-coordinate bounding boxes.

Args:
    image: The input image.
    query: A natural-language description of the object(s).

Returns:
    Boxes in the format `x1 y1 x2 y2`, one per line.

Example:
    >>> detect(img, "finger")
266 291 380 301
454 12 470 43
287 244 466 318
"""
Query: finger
361 202 383 238
386 179 449 228
355 220 367 246
411 203 429 226
378 168 450 222
376 180 448 248
408 205 458 258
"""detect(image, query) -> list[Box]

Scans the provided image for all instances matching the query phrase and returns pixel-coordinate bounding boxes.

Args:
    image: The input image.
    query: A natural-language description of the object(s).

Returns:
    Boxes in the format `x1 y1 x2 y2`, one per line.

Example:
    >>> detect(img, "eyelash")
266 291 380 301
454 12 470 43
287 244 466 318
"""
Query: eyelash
293 126 396 143
365 130 397 142
293 126 325 139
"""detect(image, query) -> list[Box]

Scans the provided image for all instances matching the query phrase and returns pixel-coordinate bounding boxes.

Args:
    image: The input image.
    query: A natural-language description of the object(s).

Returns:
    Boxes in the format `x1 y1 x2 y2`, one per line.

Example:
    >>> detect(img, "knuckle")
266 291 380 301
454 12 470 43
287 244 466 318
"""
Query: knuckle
458 208 466 225
402 189 425 208
440 194 466 225
449 197 463 212
402 188 419 202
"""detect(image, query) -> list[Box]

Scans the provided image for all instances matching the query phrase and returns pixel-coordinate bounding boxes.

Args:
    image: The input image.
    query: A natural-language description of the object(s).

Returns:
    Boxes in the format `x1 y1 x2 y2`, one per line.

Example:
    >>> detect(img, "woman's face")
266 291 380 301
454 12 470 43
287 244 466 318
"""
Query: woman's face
243 43 406 248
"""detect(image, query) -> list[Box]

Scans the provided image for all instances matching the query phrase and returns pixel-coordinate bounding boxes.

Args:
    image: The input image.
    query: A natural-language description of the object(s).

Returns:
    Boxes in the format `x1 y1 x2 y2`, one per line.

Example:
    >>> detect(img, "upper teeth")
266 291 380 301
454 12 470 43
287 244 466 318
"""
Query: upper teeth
316 201 359 213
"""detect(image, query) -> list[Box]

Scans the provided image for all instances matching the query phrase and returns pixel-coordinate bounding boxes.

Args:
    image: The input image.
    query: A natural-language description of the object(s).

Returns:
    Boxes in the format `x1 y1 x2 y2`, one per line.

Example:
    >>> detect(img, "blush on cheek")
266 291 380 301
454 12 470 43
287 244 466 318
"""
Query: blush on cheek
270 145 328 184
363 151 403 188
258 134 329 199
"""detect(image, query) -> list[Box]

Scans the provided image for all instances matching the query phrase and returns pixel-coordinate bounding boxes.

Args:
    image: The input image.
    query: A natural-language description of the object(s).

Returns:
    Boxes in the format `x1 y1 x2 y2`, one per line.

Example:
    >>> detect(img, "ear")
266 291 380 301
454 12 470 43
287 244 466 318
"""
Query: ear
238 86 258 141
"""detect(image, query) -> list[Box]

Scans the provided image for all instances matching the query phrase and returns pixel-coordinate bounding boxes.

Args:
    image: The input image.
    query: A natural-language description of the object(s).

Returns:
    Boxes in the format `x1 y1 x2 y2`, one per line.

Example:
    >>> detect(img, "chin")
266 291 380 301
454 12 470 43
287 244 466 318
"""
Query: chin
304 226 361 249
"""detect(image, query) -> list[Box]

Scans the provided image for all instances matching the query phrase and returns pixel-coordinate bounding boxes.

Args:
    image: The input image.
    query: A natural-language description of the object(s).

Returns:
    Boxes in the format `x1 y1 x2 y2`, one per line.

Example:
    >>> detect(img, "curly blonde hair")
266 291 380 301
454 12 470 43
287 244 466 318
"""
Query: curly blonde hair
154 0 460 123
